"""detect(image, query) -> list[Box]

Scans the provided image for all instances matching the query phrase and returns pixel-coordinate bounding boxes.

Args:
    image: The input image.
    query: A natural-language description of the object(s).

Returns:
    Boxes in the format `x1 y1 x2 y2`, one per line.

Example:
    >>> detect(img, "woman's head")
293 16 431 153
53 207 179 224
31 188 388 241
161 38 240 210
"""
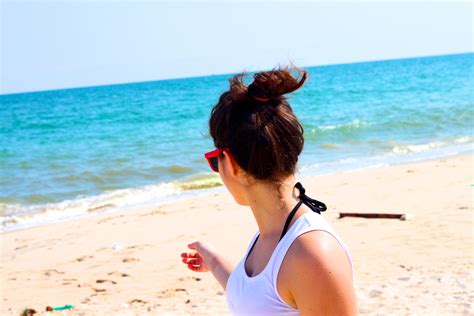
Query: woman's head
208 65 307 202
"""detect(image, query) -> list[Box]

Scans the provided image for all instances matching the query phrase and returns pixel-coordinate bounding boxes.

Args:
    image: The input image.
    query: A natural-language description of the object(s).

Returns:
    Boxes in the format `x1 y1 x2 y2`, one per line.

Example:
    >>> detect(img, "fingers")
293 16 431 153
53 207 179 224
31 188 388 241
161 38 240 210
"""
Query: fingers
182 257 198 264
181 252 200 265
181 252 198 259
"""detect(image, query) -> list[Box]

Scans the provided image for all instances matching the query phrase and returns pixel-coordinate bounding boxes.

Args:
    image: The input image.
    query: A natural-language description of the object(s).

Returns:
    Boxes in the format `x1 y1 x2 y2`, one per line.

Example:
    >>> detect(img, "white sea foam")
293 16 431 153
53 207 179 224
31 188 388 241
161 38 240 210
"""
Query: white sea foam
299 138 473 177
0 177 225 233
454 136 474 143
311 119 370 132
391 141 445 154
391 137 474 155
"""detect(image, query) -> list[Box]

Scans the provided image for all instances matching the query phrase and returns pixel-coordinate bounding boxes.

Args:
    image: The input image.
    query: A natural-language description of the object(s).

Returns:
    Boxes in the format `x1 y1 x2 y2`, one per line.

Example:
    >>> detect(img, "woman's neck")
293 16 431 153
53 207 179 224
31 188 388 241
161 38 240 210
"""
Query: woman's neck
245 175 303 238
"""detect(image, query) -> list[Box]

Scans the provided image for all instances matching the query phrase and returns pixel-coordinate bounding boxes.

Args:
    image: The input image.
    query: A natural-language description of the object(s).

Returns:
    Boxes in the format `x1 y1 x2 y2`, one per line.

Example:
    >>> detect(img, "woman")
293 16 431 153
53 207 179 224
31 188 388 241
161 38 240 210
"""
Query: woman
181 66 357 315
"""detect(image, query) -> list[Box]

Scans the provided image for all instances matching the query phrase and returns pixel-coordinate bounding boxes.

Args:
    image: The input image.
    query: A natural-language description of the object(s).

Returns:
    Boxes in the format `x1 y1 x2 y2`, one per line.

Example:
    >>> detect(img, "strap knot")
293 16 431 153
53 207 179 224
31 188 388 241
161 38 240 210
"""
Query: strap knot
295 182 305 196
294 182 327 214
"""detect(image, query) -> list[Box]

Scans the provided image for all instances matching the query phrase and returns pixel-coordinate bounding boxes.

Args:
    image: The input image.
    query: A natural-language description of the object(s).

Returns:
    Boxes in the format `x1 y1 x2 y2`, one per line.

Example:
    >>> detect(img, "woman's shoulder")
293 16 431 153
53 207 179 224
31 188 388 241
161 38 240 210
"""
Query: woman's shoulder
288 229 352 272
285 211 352 265
280 229 357 315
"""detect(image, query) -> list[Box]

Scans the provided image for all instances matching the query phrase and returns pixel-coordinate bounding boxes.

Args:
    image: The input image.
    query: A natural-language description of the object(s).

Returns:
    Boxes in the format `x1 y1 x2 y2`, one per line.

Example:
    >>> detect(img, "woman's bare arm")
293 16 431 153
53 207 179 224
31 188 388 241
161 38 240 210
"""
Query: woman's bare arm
181 241 234 290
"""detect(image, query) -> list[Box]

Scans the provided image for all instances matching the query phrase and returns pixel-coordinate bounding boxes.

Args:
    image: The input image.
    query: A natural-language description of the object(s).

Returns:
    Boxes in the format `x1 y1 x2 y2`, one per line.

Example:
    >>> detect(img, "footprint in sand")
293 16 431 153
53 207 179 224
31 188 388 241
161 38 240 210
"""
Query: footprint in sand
122 257 140 263
175 288 188 293
126 244 152 250
156 289 174 298
96 279 117 285
156 277 202 300
108 271 130 277
399 264 413 271
44 269 65 277
369 289 383 298
81 293 99 304
177 276 201 282
156 288 190 299
76 255 94 262
63 278 78 282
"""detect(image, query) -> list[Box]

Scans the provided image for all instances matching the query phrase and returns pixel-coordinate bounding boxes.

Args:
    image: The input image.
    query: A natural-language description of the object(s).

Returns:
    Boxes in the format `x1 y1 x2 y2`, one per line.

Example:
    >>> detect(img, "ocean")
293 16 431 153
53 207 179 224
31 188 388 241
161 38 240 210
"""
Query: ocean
1 53 473 231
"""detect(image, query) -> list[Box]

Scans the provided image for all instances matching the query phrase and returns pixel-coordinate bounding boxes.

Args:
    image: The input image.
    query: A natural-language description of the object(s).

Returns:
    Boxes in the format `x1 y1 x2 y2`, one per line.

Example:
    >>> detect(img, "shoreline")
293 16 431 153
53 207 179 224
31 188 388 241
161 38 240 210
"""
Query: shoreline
2 148 472 234
2 152 473 315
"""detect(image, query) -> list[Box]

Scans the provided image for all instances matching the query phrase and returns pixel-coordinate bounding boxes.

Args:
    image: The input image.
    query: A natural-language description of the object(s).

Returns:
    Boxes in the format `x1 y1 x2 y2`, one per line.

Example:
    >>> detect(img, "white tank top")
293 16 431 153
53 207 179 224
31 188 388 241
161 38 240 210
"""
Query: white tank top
225 210 354 316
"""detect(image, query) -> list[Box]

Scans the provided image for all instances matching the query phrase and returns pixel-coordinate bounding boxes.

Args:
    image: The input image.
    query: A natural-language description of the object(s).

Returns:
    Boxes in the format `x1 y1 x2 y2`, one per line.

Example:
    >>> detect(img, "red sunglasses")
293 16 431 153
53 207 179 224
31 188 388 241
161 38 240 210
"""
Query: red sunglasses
204 148 225 172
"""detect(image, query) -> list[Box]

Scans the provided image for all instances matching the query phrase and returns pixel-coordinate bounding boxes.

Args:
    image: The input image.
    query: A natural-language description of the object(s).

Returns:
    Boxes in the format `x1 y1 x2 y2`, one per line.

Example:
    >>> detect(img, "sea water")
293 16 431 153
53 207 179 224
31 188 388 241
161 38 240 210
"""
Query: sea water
1 53 473 231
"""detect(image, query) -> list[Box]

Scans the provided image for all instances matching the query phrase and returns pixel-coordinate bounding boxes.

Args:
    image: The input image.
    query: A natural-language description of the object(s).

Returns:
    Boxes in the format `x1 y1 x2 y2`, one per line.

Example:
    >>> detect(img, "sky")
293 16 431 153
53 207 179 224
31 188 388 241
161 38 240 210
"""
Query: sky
1 1 472 94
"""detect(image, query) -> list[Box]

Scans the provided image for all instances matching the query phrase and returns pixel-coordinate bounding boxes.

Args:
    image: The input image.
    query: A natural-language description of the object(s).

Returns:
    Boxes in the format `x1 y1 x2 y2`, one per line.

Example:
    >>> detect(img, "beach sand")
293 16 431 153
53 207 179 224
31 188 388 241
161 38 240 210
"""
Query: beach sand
1 153 473 315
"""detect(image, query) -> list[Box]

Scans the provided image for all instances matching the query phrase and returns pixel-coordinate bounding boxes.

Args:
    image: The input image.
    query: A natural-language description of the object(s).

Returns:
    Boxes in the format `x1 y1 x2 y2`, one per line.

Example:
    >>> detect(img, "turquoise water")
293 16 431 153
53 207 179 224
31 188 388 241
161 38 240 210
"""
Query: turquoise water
1 53 473 230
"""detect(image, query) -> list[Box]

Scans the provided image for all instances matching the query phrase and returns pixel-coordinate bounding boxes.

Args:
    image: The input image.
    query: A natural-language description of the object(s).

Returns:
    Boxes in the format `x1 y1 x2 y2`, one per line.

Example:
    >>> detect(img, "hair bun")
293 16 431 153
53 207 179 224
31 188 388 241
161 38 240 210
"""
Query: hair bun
247 66 307 102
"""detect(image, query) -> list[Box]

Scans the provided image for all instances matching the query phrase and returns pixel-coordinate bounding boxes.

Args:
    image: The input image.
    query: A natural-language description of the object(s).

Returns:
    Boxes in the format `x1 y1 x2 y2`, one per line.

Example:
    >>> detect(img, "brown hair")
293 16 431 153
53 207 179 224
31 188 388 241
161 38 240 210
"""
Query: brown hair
209 65 307 185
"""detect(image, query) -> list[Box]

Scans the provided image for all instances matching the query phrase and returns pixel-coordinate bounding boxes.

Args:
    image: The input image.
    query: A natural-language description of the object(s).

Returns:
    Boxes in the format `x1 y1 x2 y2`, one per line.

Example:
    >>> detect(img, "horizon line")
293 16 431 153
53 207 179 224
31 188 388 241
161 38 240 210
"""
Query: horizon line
1 51 472 97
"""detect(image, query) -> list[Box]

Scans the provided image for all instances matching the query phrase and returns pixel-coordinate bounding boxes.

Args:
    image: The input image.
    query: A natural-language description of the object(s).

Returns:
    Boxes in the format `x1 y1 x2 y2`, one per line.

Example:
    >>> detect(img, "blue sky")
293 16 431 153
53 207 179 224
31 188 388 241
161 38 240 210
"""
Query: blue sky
1 1 472 94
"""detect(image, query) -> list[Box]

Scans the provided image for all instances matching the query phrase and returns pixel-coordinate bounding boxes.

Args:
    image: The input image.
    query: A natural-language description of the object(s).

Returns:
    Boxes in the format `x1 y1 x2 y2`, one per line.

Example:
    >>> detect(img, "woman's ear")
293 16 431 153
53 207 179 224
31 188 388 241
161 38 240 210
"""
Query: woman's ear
222 149 239 177
222 149 252 185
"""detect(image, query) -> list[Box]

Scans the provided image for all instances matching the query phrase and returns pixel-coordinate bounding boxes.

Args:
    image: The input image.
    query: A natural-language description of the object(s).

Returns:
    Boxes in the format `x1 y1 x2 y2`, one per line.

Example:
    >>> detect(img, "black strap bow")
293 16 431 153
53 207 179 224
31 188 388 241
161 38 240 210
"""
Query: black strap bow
295 182 327 214
278 182 327 241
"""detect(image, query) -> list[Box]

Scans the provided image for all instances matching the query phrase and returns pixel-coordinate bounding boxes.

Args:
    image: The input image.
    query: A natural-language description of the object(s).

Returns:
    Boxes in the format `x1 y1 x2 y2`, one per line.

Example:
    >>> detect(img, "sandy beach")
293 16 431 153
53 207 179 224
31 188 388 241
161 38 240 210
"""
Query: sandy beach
1 153 473 315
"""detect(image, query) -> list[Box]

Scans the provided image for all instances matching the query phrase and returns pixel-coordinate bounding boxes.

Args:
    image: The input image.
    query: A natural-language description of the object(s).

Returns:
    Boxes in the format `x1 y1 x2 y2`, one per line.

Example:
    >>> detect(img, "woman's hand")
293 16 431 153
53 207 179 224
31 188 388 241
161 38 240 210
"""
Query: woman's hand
181 241 234 290
181 241 217 273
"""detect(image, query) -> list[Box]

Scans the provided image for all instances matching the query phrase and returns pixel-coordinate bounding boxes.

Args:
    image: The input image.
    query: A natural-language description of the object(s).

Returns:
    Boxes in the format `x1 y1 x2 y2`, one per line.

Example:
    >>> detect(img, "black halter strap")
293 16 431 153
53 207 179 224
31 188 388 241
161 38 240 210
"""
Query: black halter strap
279 182 327 241
248 182 327 255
